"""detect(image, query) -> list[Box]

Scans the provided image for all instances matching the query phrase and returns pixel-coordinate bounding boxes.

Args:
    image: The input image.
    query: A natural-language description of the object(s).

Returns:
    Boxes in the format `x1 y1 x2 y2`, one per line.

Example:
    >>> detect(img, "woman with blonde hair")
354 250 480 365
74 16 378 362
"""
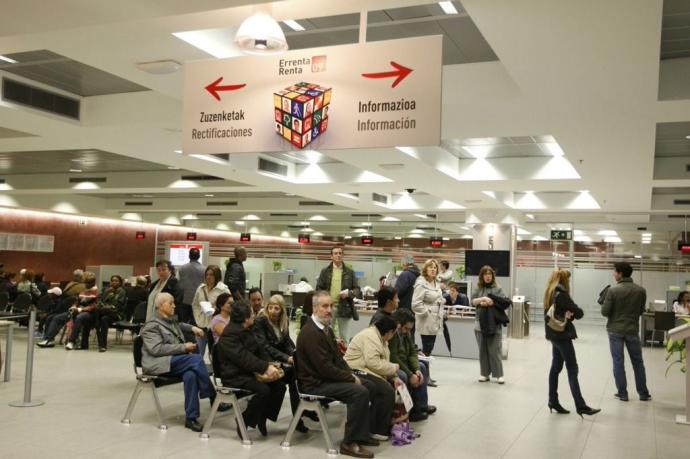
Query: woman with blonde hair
412 259 444 357
471 265 508 383
543 268 600 417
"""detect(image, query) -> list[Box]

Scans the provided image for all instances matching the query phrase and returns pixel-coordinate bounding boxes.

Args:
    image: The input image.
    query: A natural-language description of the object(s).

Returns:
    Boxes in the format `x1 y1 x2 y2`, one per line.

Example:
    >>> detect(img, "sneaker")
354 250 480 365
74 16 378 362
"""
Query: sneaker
98 347 107 353
639 395 652 401
33 331 44 338
495 377 505 384
478 376 489 382
370 433 389 441
614 393 629 402
37 340 55 348
65 342 74 350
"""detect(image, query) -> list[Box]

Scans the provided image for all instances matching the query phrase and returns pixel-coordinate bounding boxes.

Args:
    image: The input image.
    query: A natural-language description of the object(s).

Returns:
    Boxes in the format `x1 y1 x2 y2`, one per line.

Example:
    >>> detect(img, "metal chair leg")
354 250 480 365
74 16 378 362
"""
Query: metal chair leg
315 403 337 454
199 392 222 439
149 384 168 430
280 402 307 447
121 382 144 424
232 394 252 445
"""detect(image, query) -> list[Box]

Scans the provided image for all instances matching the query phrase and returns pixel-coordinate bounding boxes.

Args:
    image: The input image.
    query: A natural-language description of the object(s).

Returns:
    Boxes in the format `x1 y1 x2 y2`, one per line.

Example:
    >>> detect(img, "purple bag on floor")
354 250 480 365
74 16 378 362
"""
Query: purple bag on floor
391 422 417 446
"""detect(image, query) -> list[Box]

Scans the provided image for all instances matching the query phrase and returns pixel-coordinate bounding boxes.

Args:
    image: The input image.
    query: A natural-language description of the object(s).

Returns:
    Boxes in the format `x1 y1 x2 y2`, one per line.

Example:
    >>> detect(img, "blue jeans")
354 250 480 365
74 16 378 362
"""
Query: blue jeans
166 354 213 420
398 361 429 412
549 339 586 409
608 332 650 399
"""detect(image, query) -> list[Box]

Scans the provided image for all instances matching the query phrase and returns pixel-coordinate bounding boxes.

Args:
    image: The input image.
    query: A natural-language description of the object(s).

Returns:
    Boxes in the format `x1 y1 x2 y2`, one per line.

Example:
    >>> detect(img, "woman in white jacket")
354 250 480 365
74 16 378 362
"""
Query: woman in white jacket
412 259 444 357
192 265 230 360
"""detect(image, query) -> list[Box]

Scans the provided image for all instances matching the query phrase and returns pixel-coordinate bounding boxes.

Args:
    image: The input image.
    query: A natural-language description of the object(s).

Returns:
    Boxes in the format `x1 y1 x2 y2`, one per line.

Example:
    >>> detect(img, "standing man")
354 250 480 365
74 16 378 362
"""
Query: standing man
601 262 651 402
178 248 205 324
296 291 379 458
225 247 247 300
248 287 264 316
316 246 360 342
395 256 420 311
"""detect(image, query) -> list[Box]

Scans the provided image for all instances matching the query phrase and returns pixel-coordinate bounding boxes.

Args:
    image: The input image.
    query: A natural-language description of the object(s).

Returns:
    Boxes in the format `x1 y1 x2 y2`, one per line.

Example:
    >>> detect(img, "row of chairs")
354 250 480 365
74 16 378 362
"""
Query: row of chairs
0 292 32 317
121 332 338 453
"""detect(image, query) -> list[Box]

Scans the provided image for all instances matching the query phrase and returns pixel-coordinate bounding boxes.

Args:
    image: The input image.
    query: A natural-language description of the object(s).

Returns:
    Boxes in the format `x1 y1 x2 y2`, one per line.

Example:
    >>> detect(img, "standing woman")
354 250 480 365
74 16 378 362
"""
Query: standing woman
544 269 600 417
412 259 444 358
192 265 230 359
471 265 507 384
146 260 183 322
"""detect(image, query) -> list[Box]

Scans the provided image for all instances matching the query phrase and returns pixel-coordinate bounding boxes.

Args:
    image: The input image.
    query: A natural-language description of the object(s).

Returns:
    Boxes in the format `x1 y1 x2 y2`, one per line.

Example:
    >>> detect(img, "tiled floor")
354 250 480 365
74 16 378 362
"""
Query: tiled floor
0 324 687 459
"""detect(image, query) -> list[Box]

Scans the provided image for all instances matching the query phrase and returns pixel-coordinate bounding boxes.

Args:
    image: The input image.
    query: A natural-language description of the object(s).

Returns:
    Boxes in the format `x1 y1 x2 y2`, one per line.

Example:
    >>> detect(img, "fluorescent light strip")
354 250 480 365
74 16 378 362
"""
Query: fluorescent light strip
0 55 18 64
190 154 228 165
283 20 305 31
439 1 459 15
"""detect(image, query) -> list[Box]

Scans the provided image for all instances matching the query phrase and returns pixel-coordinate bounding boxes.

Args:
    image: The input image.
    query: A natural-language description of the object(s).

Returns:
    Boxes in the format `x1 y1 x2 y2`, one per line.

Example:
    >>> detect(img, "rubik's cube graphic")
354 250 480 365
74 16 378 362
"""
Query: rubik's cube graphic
273 82 331 149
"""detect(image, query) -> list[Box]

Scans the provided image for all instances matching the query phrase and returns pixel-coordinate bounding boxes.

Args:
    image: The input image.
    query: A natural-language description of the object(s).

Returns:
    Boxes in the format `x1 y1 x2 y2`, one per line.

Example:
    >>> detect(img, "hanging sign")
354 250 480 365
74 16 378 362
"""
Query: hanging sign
183 35 442 154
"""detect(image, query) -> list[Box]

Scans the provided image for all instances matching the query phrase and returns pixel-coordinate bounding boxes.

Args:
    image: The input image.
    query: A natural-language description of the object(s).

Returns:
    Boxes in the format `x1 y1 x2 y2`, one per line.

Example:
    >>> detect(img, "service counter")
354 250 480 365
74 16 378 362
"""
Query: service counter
351 308 479 360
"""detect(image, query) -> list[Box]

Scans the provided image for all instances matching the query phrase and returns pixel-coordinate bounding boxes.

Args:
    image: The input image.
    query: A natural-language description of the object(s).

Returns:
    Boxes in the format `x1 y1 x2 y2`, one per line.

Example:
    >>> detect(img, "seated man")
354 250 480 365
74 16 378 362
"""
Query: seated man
36 287 62 334
140 292 225 432
390 308 436 421
369 286 399 325
296 290 379 459
37 296 78 348
444 282 469 307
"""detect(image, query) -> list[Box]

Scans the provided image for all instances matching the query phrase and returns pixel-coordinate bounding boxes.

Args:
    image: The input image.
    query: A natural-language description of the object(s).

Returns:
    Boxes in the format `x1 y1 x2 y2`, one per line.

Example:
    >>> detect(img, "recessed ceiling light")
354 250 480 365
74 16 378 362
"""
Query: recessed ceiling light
380 216 400 222
343 235 352 240
439 1 459 15
442 237 450 241
283 19 305 31
312 231 324 237
309 215 328 221
597 230 618 236
234 12 288 55
686 135 690 139
525 214 535 220
361 222 373 227
302 227 314 232
394 236 402 240
69 168 82 173
242 214 260 220
353 228 368 233
414 214 430 219
0 55 18 64
235 221 245 225
204 194 214 197
410 229 425 234
167 166 180 170
174 150 183 154
280 231 290 238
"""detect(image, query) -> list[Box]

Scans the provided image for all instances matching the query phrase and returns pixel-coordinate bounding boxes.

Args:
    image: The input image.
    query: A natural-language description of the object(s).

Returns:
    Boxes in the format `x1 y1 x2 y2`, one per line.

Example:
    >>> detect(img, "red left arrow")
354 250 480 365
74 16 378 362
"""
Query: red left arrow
205 77 246 101
361 61 413 88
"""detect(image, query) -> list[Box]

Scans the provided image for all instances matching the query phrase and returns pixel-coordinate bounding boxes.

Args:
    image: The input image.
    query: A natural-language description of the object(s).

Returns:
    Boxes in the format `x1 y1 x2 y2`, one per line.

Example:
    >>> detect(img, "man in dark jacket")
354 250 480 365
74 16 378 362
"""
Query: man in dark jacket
601 262 651 402
370 286 398 325
395 257 420 311
296 291 378 458
225 247 247 300
316 246 360 342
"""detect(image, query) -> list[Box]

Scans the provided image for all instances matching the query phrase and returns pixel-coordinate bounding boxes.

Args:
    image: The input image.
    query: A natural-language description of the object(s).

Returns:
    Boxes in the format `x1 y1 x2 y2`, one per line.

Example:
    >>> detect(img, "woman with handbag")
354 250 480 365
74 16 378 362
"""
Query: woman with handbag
216 300 287 437
192 265 230 359
544 268 600 417
471 265 508 384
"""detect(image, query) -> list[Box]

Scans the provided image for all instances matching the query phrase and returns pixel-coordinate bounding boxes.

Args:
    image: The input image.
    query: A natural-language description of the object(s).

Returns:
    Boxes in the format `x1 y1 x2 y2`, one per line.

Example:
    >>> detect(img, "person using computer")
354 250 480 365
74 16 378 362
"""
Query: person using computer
672 291 690 315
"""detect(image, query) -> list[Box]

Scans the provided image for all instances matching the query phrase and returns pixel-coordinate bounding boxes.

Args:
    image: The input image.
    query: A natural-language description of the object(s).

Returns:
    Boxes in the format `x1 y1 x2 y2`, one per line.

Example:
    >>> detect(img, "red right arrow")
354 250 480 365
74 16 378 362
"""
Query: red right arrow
205 77 246 101
361 61 413 88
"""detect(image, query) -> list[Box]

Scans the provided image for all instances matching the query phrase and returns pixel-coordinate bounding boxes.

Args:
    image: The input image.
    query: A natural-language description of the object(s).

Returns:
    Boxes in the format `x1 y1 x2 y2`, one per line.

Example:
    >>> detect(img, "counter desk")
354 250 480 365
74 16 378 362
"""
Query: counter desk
640 312 690 343
350 309 479 360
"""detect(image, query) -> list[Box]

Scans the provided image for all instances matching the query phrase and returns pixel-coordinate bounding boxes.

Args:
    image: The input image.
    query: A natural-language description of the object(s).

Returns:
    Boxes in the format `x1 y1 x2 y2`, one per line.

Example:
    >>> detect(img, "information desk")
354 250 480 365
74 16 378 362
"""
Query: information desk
350 309 479 360
640 312 690 343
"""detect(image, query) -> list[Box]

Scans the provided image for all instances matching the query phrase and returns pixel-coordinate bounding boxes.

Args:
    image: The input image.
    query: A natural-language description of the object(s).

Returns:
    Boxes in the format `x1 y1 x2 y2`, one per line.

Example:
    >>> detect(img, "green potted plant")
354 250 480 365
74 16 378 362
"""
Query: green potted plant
272 260 283 272
393 263 404 275
665 317 690 376
455 265 466 279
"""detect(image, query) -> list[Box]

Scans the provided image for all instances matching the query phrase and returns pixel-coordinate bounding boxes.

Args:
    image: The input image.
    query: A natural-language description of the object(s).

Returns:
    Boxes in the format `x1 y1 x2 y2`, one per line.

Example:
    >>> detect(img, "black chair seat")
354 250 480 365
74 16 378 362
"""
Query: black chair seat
114 321 142 331
152 374 184 388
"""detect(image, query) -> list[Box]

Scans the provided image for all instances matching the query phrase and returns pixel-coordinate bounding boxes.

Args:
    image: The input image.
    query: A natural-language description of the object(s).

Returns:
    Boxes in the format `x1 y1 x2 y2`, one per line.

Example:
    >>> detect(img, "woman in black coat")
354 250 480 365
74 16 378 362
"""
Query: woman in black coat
543 269 600 417
216 301 287 436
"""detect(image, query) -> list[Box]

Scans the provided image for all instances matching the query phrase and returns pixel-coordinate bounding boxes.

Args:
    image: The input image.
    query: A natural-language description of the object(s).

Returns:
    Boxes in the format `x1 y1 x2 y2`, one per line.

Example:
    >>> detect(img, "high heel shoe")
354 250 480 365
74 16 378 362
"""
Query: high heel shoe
576 406 601 418
548 403 570 414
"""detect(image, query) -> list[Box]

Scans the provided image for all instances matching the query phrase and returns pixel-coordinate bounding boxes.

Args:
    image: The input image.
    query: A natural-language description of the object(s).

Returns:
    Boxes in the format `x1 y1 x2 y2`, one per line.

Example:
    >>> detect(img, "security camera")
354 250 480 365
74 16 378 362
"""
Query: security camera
406 188 416 194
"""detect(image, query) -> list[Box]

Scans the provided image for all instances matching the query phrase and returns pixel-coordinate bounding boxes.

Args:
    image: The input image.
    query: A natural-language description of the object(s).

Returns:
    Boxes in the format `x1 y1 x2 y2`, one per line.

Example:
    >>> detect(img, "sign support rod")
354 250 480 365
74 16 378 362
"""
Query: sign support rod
359 9 367 44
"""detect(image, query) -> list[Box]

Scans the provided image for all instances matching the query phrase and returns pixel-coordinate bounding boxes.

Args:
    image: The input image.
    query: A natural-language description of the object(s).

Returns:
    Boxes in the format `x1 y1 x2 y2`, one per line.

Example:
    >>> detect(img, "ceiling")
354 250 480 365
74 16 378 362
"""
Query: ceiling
1 0 690 257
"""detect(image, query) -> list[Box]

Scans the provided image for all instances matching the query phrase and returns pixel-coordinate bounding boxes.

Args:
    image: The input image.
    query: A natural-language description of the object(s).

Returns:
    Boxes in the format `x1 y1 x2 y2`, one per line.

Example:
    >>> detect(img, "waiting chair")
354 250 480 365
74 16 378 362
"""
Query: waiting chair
199 329 253 444
120 335 183 430
114 301 147 344
280 355 339 455
650 311 677 347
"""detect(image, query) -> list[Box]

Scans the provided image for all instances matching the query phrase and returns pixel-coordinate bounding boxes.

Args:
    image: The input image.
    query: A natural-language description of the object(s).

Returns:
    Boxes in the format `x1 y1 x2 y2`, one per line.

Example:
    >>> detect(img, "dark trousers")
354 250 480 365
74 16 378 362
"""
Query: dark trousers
398 361 429 412
475 330 503 378
43 312 68 340
420 335 437 356
306 381 370 444
96 309 120 349
167 354 213 420
223 375 287 428
548 339 586 409
177 303 195 325
69 311 95 348
359 373 395 436
608 332 650 398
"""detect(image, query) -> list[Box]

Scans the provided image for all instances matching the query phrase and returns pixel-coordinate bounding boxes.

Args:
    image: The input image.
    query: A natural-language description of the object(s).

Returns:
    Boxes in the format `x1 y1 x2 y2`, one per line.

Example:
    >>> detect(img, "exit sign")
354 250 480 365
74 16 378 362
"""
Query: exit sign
361 235 374 245
240 233 251 242
430 236 443 248
186 232 197 241
298 233 310 244
135 231 146 240
550 230 572 241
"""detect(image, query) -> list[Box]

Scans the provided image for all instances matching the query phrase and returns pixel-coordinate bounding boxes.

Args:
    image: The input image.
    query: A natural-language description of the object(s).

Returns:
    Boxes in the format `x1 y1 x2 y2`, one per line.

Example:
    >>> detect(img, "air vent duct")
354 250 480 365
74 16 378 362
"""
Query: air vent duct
180 174 223 181
372 193 389 204
351 213 382 217
124 201 153 206
259 158 288 176
674 199 690 205
206 201 237 206
270 213 299 217
69 177 106 183
299 200 333 206
196 212 222 217
2 78 80 120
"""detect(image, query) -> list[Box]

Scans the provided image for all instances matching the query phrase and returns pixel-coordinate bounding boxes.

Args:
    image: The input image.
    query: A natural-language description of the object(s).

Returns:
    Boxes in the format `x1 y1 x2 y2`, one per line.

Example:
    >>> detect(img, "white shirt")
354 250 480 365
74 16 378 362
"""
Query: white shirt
293 281 313 293
672 301 690 315
311 313 327 331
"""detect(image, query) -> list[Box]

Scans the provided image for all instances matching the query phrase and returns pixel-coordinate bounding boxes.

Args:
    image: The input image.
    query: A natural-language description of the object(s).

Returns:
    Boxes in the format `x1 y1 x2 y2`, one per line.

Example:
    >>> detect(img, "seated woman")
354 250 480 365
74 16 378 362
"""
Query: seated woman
96 275 127 352
65 272 99 350
254 294 311 433
344 316 401 441
672 291 690 315
209 293 233 344
216 301 287 437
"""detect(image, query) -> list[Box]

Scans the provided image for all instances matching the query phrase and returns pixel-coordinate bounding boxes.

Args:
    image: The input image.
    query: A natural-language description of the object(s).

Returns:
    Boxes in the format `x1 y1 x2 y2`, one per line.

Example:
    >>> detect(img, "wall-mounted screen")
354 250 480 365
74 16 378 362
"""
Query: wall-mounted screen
168 243 205 266
464 250 511 277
